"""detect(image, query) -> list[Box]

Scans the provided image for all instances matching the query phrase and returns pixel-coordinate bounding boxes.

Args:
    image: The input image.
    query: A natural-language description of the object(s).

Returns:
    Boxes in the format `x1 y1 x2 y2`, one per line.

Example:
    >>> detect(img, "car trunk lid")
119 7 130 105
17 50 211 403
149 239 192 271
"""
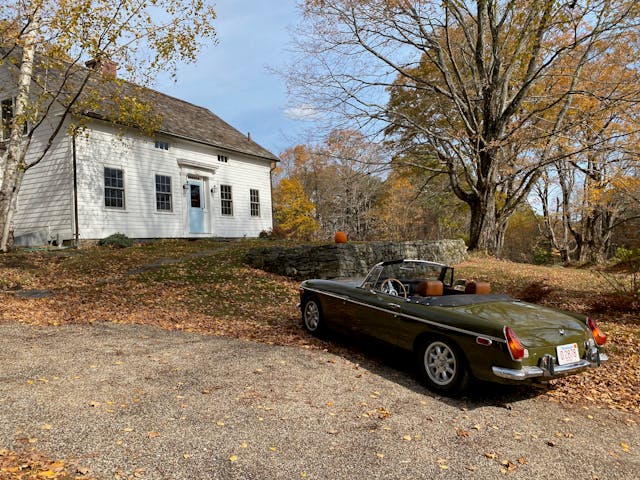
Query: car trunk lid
448 299 588 347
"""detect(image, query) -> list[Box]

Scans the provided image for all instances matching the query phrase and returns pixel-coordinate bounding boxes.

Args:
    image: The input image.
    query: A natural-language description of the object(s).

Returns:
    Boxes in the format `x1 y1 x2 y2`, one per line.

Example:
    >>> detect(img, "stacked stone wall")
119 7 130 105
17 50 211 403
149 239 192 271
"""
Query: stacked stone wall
244 239 467 280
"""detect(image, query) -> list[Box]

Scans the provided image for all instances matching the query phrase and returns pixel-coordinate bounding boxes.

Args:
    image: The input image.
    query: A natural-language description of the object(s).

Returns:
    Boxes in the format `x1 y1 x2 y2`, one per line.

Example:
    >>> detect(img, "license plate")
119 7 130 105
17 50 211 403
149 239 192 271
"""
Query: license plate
556 343 580 366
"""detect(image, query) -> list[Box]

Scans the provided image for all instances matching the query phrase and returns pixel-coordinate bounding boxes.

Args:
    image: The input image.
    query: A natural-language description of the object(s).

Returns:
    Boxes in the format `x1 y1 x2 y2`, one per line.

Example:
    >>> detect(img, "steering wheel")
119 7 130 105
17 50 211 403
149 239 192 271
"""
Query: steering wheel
380 278 407 299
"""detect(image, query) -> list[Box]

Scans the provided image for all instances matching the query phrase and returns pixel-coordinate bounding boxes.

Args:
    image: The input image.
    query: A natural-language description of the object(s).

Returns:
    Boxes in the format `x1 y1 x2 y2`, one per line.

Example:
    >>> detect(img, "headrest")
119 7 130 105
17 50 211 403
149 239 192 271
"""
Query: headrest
464 281 491 294
416 280 443 297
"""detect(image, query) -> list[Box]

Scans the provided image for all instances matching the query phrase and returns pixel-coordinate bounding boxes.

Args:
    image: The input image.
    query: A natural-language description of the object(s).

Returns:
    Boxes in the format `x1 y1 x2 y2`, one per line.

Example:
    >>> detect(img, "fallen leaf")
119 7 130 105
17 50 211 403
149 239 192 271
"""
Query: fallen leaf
147 431 161 438
229 455 238 462
456 429 470 437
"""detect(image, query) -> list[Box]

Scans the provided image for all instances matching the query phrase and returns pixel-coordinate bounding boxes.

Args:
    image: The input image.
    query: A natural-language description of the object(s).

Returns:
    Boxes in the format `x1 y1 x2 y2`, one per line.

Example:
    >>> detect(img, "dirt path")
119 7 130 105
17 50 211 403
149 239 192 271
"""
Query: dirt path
1 322 638 479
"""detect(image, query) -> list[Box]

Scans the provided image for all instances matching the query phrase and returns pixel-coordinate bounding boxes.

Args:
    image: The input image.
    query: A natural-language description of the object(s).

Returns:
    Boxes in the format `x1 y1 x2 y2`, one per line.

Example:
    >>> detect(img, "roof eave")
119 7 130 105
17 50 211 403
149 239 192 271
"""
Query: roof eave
79 112 279 163
156 128 280 163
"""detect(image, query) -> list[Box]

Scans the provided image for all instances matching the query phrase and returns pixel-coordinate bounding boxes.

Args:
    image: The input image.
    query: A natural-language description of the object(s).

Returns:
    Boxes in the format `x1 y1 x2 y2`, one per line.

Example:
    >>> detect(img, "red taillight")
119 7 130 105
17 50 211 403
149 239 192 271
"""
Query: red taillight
587 317 607 346
504 326 525 361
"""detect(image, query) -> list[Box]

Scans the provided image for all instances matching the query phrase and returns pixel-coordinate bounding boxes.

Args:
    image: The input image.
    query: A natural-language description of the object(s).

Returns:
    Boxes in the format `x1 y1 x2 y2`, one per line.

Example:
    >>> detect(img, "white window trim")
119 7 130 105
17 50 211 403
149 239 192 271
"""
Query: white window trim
155 174 173 213
250 188 260 217
220 184 233 216
104 166 126 210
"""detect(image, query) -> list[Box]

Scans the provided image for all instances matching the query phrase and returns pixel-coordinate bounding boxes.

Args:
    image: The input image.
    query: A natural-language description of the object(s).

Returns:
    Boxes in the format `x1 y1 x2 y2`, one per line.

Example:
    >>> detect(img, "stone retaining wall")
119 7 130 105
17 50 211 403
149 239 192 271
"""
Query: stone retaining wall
244 239 468 280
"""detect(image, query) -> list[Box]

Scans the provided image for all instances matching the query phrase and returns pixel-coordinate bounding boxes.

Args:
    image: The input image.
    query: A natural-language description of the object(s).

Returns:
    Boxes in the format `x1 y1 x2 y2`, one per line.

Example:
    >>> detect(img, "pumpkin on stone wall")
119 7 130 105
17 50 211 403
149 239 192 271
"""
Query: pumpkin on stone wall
334 231 348 243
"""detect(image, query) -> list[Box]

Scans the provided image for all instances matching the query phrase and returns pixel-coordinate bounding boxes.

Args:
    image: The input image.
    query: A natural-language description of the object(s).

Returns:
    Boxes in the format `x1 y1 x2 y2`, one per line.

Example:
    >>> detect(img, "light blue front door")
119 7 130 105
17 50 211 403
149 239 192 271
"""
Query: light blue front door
188 180 205 233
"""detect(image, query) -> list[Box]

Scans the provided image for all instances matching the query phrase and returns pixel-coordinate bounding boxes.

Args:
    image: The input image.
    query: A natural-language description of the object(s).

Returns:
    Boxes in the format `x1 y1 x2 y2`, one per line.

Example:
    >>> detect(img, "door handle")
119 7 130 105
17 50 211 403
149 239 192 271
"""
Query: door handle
386 303 401 310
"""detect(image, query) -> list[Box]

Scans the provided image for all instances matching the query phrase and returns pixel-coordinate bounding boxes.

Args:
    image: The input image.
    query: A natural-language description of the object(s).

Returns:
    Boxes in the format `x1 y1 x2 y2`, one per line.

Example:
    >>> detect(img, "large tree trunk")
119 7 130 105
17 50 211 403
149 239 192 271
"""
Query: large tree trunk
467 190 499 253
0 14 38 252
578 205 614 263
0 33 39 252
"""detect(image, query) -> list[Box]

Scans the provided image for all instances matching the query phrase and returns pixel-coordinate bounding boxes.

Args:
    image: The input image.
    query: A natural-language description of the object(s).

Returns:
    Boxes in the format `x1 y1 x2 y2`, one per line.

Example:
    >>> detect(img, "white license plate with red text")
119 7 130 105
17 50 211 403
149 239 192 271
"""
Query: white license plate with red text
556 343 580 366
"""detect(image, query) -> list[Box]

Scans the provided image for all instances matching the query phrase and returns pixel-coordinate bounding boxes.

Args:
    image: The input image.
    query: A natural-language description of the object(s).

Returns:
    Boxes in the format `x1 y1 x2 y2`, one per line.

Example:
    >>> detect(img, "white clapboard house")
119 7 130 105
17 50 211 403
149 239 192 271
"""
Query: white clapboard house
3 57 277 246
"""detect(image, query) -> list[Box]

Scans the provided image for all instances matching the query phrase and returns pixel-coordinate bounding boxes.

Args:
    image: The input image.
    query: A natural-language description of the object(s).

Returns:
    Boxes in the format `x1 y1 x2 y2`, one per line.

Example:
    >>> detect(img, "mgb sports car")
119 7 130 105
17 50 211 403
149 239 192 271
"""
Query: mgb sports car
299 259 607 393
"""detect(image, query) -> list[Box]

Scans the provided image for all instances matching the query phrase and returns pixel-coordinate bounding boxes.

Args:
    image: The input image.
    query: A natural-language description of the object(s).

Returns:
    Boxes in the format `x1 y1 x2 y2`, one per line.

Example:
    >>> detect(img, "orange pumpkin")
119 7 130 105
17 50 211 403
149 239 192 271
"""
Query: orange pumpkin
334 231 348 243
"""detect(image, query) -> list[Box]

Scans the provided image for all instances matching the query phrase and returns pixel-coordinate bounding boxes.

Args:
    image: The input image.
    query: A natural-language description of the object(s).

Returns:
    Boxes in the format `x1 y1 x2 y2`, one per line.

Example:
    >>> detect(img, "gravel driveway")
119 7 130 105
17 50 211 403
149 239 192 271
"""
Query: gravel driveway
1 322 638 479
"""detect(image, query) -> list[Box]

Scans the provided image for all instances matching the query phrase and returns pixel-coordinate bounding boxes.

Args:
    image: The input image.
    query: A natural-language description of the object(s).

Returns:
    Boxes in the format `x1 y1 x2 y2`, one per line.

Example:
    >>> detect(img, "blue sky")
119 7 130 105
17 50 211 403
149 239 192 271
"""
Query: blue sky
156 1 305 158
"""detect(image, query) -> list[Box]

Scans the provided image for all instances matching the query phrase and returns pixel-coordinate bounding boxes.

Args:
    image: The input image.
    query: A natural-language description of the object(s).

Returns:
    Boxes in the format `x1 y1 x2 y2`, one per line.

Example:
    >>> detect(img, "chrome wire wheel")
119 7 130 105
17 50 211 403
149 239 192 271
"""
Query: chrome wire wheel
303 299 321 332
424 341 457 386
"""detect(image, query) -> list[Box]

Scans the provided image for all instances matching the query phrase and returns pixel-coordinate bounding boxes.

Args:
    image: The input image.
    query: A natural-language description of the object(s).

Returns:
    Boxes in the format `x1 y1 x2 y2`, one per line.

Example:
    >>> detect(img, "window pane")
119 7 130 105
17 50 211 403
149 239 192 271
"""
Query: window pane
220 184 232 215
155 175 172 211
155 175 171 193
104 167 124 208
250 189 260 217
190 184 201 208
2 99 13 140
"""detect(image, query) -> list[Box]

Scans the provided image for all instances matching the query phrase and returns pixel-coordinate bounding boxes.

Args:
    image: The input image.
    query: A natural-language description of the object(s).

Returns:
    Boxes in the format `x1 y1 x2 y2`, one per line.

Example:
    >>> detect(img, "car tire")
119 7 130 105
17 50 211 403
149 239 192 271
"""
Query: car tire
416 337 468 394
302 296 325 336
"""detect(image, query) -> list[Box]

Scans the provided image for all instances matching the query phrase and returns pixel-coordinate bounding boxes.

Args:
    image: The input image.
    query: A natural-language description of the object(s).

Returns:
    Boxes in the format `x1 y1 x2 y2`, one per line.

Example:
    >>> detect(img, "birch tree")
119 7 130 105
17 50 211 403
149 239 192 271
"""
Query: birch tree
0 0 216 251
289 0 640 254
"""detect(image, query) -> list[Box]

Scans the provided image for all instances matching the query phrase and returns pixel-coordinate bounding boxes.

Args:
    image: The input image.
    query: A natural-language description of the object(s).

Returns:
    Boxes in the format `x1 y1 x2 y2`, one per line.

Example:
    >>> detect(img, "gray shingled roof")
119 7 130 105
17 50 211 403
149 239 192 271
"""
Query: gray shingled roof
1 44 279 161
15 46 279 162
140 87 279 162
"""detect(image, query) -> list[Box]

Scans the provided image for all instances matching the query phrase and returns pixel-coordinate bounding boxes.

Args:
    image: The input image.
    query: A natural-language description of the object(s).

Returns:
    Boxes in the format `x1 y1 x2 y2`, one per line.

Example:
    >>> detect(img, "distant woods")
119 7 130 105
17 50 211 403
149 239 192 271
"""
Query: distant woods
279 0 640 263
274 127 640 264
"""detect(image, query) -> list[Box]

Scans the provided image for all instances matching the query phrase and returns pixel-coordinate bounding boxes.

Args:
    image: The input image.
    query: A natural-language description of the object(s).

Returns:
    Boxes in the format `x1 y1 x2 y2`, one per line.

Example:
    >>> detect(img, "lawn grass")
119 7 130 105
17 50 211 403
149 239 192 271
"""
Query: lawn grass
1 239 638 413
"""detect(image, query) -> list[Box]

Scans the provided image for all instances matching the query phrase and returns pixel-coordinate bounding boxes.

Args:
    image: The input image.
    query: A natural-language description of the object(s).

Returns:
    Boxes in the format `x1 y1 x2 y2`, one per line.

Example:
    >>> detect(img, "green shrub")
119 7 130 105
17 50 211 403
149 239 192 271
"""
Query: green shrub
97 233 133 248
532 247 552 265
615 246 640 263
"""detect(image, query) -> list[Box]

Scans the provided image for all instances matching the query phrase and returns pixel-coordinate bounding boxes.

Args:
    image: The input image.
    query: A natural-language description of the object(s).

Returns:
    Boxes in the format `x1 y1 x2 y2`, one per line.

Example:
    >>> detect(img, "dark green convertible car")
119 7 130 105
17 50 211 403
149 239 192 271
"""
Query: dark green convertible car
299 259 608 393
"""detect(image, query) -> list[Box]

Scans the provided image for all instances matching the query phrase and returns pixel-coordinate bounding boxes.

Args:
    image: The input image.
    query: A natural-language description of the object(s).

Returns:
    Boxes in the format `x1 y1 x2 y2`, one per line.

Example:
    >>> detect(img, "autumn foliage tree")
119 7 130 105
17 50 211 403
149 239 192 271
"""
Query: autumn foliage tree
272 177 320 240
277 130 383 240
0 0 217 251
534 30 640 263
289 0 640 255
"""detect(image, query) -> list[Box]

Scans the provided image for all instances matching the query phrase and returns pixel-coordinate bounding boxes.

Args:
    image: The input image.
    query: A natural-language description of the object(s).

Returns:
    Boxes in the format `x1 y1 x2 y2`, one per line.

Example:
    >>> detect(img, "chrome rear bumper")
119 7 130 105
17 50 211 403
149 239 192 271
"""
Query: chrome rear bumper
492 352 609 381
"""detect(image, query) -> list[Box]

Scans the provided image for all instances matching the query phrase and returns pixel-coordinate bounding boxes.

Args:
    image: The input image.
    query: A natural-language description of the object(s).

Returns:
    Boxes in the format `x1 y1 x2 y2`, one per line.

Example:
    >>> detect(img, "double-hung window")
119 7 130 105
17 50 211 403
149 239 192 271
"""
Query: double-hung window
155 175 172 211
220 184 233 216
250 189 260 217
104 167 125 208
1 98 27 141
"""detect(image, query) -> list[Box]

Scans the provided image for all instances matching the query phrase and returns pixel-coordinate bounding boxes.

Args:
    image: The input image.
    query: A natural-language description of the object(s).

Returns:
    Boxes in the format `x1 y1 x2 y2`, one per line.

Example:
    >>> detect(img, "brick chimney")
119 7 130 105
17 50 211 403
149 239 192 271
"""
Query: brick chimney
85 57 118 78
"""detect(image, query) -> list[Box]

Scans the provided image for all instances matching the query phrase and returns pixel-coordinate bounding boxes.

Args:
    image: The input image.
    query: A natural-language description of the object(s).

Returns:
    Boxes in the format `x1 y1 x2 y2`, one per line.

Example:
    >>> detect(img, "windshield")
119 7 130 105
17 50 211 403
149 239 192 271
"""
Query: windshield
361 260 452 291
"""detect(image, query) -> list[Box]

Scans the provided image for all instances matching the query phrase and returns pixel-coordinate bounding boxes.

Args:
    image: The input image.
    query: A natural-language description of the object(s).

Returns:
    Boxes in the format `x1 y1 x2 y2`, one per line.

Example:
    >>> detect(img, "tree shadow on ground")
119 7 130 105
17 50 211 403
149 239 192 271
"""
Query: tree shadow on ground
319 331 550 411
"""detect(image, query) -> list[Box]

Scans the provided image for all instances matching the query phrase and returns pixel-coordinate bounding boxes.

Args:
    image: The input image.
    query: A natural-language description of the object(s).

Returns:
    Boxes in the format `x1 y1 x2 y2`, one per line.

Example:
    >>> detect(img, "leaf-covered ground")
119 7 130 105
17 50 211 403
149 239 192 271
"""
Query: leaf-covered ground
1 240 638 417
0 448 96 479
1 240 638 477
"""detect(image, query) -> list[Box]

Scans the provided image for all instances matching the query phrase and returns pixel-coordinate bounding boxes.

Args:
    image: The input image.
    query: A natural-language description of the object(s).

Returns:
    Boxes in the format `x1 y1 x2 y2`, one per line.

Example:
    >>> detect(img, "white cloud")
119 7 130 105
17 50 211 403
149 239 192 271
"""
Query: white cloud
284 104 321 120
